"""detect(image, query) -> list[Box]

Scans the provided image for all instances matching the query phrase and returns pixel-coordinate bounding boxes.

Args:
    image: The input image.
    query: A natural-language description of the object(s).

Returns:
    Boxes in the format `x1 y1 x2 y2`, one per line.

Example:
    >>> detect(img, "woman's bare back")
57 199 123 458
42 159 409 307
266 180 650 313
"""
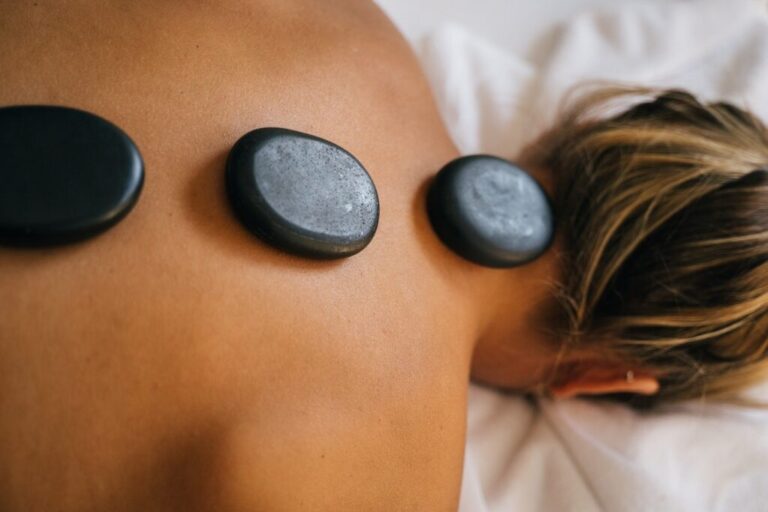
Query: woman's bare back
0 1 502 510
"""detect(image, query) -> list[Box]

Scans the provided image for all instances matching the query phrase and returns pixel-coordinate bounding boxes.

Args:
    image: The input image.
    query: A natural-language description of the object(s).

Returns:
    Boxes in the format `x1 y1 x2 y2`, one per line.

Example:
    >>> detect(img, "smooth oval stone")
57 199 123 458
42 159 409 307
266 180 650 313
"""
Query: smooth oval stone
0 105 144 246
226 128 379 259
427 155 554 268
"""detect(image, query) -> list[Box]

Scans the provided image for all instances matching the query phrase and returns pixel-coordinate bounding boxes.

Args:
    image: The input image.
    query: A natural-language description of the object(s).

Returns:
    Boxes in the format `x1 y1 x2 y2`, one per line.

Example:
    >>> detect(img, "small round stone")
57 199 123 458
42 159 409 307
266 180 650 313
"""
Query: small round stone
0 105 144 246
427 155 554 267
226 128 379 259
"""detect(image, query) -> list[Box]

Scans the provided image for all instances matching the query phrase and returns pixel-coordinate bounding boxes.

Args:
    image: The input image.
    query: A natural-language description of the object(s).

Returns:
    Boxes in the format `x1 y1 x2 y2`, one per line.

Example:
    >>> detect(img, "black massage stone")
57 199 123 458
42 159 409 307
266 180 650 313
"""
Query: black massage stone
427 155 554 268
0 105 144 246
226 128 379 259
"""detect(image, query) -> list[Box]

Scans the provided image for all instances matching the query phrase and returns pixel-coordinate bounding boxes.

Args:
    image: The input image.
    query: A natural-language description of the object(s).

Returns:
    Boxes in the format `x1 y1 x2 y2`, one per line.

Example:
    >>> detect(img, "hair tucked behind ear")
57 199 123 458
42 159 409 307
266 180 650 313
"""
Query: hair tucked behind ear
533 86 768 406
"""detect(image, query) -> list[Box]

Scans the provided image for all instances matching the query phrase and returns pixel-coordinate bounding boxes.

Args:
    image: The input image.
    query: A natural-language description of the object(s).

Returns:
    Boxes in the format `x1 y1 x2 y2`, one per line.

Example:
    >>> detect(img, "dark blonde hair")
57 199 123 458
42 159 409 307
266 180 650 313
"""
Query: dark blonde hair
534 86 768 406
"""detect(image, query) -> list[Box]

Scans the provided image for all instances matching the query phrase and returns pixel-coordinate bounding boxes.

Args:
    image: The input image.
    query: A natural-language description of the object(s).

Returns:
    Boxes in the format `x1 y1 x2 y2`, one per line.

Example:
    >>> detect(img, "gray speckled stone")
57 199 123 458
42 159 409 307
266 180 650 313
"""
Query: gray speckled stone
226 128 379 259
427 155 554 267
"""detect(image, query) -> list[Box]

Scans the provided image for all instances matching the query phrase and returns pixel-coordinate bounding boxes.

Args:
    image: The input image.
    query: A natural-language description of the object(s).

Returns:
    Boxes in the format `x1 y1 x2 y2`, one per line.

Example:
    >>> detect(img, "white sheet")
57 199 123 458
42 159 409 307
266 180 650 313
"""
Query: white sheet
374 1 768 510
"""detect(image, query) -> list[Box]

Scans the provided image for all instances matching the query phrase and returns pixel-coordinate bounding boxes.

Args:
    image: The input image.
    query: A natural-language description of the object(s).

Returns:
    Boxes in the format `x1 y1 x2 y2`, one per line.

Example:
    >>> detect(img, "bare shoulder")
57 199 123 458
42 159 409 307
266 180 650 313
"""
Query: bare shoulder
0 2 471 511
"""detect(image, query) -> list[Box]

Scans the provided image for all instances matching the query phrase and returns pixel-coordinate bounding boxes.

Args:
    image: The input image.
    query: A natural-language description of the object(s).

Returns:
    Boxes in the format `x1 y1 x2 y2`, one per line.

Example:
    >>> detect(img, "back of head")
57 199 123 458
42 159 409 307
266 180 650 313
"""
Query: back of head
534 87 768 406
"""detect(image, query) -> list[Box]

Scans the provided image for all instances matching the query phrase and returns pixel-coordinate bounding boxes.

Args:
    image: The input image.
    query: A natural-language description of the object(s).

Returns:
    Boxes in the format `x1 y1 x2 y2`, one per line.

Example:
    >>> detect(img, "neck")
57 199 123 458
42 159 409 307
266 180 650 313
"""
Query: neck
468 164 563 391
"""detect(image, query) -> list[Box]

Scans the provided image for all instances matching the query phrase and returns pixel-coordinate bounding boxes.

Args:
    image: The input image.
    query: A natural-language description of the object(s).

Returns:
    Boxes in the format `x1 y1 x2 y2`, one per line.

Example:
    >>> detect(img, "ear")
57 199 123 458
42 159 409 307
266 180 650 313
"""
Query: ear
549 363 660 400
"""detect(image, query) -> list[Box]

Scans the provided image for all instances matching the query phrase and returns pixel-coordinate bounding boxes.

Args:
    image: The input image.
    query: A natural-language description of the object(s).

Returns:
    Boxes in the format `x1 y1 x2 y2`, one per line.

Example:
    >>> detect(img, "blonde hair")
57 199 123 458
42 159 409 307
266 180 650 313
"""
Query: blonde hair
533 86 768 406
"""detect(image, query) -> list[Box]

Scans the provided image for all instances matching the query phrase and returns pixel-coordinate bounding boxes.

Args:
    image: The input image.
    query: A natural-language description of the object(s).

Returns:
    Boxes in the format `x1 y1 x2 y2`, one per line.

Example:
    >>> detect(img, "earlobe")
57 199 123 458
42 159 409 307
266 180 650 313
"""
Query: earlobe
549 366 660 400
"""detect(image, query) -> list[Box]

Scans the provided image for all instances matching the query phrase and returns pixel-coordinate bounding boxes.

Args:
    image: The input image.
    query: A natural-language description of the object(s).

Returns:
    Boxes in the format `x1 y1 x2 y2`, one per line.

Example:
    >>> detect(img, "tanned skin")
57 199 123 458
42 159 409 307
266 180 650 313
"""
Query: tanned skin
0 1 560 510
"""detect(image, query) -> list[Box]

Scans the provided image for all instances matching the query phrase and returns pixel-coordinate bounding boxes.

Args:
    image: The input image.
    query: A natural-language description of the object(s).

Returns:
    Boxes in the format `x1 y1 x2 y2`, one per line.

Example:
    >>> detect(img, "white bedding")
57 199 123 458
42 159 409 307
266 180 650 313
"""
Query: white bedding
374 1 768 510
